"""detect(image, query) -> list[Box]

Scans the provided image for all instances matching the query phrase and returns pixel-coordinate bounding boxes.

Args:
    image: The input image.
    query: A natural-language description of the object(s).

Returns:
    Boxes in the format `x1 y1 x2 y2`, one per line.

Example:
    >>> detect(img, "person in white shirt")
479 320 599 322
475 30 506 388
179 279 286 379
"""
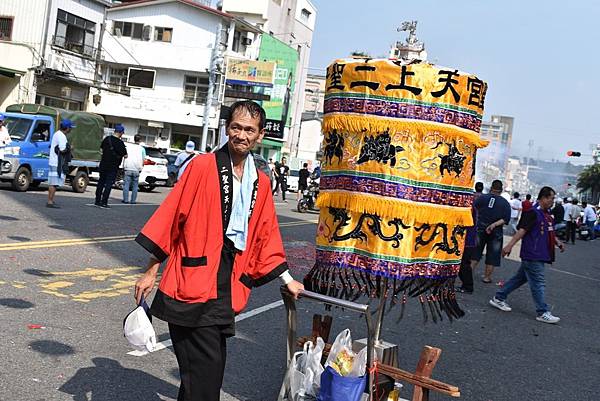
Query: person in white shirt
123 134 146 204
509 192 523 235
567 199 583 244
0 114 11 167
582 201 597 240
47 119 72 208
174 141 197 180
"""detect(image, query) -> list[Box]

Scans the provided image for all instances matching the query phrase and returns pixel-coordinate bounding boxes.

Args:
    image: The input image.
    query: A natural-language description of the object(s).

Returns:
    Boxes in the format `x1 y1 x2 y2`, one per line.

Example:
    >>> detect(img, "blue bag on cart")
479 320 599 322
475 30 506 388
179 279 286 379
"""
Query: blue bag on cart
317 366 366 401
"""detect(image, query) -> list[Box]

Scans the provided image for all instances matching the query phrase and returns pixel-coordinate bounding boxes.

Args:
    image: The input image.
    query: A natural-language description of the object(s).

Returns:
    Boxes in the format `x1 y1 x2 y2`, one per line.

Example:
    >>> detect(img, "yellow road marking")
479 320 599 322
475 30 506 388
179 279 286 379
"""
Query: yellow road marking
0 221 316 251
0 235 136 251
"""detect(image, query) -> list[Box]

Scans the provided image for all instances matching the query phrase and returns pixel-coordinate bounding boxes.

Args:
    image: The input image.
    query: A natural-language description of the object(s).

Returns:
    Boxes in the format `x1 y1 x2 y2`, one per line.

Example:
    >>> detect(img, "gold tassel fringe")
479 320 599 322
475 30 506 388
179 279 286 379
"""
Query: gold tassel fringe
316 191 474 226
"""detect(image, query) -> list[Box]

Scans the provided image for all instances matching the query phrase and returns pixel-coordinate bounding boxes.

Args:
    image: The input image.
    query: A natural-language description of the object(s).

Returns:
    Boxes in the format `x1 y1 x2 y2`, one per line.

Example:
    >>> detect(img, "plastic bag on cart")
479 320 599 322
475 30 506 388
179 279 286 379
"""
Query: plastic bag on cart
324 329 367 377
318 329 367 401
287 338 325 400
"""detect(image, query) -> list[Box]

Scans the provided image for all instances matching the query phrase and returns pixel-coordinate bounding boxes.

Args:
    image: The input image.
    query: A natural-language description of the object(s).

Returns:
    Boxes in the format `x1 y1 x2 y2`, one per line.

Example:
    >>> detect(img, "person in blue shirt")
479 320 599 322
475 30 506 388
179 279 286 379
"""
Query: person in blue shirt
471 180 511 284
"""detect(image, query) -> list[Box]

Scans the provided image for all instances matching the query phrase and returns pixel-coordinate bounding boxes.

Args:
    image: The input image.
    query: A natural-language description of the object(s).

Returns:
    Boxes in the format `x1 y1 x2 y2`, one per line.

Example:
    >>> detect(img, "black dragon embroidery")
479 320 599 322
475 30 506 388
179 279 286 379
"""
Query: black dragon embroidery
471 149 477 178
356 130 405 167
432 140 466 177
329 208 410 248
324 130 344 165
413 223 466 256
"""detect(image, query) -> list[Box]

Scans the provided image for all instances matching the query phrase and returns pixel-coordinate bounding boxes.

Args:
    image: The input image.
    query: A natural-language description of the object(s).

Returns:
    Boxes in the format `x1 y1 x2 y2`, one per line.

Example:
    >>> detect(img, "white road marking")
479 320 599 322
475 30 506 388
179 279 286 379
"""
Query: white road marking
548 267 600 282
127 300 285 357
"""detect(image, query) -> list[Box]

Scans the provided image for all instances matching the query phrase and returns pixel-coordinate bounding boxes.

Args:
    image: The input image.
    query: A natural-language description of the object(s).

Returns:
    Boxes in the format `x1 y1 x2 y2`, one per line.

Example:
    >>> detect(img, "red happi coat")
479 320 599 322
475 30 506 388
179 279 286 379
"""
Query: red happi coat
136 149 287 314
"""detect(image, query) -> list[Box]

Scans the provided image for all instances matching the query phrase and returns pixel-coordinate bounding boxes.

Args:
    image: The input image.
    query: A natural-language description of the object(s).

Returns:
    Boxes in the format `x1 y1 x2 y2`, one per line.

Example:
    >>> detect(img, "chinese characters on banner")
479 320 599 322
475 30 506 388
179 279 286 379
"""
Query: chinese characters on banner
326 59 487 111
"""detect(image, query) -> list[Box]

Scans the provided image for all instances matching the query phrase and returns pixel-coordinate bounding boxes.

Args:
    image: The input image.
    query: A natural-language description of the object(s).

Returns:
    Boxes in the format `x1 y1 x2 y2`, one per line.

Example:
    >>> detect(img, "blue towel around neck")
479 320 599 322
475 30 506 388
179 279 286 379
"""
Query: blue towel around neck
226 153 257 251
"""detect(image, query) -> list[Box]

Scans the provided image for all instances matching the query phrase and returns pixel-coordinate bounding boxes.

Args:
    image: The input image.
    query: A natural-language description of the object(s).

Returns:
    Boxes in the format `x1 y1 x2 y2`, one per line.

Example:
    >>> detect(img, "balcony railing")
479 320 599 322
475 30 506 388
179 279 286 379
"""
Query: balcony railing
52 35 96 59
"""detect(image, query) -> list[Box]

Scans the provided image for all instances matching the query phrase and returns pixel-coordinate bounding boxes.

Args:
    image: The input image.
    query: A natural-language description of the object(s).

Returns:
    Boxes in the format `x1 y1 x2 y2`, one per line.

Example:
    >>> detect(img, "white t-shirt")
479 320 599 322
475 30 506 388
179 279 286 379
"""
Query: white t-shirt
123 142 144 172
49 130 67 167
510 198 522 219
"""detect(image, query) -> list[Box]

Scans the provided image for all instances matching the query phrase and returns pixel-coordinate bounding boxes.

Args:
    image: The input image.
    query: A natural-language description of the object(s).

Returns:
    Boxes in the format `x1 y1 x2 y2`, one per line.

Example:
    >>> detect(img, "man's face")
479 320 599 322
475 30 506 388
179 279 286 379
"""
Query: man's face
282 158 287 165
226 109 264 157
64 127 71 134
539 193 555 209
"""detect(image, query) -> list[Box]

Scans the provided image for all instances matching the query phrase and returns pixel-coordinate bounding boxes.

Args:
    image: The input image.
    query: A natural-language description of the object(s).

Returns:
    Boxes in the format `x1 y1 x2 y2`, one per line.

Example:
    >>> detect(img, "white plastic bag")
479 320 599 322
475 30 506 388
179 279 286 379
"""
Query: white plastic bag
288 338 325 400
325 329 367 378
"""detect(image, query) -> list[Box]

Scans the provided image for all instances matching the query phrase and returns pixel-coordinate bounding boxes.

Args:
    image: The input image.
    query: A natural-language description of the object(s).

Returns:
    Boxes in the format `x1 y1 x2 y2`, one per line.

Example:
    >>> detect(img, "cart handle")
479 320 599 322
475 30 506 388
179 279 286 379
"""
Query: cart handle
295 289 370 314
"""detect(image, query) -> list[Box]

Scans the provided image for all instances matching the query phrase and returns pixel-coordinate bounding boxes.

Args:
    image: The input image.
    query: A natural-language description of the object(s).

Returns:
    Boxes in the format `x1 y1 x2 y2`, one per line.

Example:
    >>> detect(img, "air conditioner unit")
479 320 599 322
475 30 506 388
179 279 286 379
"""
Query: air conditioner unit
241 37 252 46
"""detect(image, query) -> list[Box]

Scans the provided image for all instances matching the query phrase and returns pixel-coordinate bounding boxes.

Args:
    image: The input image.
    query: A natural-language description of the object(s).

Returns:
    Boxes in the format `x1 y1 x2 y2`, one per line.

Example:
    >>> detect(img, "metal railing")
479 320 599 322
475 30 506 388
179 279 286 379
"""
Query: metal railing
52 36 96 59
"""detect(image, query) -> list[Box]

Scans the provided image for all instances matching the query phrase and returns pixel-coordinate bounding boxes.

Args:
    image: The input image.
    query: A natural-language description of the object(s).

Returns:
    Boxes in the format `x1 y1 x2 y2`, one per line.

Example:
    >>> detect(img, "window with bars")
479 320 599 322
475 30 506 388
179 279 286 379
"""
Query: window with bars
54 9 96 57
154 27 172 42
113 21 144 40
0 17 13 40
108 67 130 94
183 75 210 104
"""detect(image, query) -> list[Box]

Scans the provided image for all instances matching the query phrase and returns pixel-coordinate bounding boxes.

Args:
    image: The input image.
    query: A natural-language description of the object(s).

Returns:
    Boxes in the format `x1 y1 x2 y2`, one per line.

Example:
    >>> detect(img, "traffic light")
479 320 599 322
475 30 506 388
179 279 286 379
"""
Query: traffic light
567 151 581 157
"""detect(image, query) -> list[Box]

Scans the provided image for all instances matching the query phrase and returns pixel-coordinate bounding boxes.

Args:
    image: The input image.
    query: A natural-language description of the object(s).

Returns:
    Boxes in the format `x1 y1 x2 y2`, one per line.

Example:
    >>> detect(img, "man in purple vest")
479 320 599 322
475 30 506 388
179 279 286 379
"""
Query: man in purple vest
489 186 565 324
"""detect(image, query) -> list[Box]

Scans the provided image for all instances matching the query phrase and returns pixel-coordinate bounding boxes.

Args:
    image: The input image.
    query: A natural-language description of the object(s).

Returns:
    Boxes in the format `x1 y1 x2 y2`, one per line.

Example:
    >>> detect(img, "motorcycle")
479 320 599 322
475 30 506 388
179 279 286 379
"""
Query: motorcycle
297 178 319 213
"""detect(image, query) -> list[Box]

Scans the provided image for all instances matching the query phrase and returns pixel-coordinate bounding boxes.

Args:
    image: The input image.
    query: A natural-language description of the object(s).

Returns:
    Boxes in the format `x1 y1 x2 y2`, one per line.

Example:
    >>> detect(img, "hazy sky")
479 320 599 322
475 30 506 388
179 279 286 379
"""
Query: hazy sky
308 0 600 165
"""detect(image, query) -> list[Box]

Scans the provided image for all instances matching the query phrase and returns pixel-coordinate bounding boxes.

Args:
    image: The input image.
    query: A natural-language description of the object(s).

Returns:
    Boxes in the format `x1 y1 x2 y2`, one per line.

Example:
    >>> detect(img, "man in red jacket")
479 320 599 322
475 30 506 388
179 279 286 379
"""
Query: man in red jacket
134 100 303 401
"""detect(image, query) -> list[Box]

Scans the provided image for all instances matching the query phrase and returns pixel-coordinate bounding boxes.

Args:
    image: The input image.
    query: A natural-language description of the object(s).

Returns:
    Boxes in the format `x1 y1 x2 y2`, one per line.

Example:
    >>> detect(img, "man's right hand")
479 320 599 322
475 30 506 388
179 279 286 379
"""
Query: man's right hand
502 245 513 257
135 270 157 304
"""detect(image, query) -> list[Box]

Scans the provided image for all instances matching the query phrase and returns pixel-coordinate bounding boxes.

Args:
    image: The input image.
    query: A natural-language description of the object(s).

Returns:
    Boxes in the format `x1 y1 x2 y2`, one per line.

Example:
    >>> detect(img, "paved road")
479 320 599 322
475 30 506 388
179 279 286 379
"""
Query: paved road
0 183 598 401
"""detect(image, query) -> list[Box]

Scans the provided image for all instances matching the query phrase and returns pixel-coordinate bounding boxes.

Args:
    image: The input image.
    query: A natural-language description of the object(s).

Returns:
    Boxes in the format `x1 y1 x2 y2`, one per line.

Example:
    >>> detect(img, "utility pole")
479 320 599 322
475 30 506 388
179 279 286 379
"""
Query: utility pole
201 22 222 152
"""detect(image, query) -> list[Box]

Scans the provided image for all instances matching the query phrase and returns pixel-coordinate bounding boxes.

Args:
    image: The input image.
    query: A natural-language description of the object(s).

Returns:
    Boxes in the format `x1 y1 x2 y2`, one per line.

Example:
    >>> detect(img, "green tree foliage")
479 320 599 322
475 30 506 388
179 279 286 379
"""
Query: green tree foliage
577 163 600 194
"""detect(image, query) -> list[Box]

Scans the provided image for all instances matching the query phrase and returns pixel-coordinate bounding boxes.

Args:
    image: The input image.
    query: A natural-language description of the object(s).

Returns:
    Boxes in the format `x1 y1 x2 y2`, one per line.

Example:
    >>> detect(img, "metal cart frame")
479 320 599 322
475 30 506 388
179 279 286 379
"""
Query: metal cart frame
279 287 380 401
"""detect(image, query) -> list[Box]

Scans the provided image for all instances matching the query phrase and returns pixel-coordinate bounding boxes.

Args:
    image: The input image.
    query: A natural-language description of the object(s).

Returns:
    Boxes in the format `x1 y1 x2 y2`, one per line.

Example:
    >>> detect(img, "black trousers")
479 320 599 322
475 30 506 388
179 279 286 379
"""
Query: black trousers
272 178 287 200
169 324 227 401
95 169 117 205
458 246 474 292
567 221 577 244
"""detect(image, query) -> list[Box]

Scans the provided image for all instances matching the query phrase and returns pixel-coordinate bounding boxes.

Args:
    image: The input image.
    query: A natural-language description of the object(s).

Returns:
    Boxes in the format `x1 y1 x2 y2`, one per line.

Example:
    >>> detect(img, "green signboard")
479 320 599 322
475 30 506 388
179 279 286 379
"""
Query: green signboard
257 35 299 127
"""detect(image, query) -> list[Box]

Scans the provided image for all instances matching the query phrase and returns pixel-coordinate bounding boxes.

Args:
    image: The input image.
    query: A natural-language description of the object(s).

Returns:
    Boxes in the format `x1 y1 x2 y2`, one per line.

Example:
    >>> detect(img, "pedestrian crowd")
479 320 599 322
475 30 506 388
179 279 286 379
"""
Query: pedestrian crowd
456 179 599 325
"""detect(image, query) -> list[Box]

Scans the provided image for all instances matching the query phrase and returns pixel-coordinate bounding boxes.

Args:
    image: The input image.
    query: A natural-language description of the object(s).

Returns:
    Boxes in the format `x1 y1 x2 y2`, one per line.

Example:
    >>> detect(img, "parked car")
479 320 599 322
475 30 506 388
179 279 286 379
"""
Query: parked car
139 147 169 191
286 169 299 192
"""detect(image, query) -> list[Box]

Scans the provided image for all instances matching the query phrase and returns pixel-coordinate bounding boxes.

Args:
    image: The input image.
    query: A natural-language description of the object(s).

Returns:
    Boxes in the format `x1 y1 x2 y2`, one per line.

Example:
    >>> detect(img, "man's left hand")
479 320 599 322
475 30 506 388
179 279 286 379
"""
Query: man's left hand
286 280 304 299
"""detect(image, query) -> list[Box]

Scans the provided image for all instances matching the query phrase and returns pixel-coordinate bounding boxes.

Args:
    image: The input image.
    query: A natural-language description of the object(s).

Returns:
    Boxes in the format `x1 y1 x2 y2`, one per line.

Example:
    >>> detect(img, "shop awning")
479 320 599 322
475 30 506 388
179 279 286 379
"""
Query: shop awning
0 66 25 78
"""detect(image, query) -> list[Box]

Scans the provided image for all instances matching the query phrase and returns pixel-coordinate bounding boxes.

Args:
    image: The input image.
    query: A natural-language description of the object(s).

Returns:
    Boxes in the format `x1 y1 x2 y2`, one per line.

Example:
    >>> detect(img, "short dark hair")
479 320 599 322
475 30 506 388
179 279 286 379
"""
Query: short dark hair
526 194 532 200
475 182 484 192
303 163 308 168
572 198 579 205
491 180 503 191
537 186 555 200
582 201 588 207
513 192 520 198
226 100 266 130
133 134 142 143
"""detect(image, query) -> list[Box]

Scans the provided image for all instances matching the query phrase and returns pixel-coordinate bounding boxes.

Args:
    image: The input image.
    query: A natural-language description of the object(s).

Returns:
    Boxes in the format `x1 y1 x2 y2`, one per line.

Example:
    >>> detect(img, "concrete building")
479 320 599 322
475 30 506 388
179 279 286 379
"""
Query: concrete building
220 0 316 158
291 72 324 167
90 0 261 150
0 0 111 112
477 115 514 183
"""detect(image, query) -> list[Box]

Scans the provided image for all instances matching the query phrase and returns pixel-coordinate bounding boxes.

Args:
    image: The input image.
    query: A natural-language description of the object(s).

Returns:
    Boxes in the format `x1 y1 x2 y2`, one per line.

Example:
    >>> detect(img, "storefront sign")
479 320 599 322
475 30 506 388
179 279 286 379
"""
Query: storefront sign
257 35 299 127
264 118 284 140
225 58 275 87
